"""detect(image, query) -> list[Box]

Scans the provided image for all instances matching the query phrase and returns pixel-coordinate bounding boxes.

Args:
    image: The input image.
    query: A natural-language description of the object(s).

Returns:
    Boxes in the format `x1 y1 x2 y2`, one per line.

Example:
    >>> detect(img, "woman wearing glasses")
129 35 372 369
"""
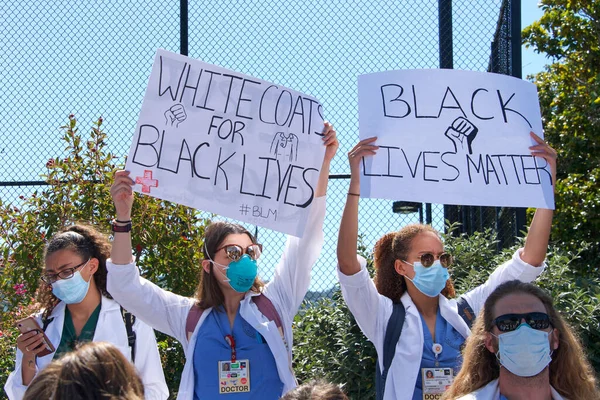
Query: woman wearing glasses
107 123 338 400
336 134 557 400
4 225 169 400
443 280 599 399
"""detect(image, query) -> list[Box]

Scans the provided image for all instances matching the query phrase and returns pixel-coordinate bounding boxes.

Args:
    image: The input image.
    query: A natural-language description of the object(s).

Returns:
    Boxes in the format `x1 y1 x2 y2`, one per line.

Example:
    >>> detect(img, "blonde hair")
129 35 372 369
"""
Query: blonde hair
443 280 599 399
280 379 349 400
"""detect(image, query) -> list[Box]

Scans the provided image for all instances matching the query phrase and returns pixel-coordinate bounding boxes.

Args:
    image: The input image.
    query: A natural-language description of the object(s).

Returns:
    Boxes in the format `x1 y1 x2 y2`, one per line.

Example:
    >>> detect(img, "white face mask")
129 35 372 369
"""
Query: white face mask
492 324 553 377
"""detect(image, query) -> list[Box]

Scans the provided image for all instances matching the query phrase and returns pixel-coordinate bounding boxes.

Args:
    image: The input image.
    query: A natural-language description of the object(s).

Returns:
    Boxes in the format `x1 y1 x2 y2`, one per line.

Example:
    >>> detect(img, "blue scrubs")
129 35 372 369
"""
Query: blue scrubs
193 306 284 400
412 307 466 400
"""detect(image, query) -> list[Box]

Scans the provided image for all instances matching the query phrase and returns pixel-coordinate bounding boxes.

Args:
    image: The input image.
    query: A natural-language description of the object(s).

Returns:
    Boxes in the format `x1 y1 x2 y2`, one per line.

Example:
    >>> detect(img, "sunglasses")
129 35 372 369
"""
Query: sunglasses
492 312 551 332
216 244 263 262
405 253 453 268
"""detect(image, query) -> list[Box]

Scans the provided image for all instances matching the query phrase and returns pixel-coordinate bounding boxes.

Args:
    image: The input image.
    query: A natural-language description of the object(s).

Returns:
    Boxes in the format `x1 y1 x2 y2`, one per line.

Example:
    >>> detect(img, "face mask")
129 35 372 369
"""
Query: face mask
51 266 91 304
208 253 258 293
404 260 449 297
493 323 553 377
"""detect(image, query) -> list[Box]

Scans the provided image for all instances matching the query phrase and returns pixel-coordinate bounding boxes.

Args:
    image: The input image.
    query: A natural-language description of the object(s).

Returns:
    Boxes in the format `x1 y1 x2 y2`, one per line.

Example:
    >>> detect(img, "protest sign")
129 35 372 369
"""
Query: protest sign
126 49 326 237
358 69 554 209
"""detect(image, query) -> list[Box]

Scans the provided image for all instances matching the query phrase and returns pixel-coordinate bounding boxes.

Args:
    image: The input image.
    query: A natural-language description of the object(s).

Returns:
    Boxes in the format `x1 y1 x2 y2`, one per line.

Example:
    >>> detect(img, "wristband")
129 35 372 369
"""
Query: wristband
347 192 360 197
112 220 132 233
115 219 131 224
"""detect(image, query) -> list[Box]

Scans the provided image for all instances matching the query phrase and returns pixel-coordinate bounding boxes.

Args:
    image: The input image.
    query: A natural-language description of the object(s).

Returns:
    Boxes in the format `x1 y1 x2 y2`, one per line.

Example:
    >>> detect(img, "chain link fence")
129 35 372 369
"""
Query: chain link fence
0 0 520 298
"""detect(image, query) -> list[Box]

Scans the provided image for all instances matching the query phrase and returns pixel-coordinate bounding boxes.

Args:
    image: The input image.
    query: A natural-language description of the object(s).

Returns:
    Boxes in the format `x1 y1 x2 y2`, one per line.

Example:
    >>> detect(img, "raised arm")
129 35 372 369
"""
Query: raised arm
337 137 378 275
264 122 338 315
107 171 192 343
520 132 557 266
110 170 135 265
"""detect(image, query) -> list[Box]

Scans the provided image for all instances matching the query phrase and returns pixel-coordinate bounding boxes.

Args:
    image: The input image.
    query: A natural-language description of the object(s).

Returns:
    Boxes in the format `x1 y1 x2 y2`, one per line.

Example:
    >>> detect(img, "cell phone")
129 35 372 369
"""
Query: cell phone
15 317 55 357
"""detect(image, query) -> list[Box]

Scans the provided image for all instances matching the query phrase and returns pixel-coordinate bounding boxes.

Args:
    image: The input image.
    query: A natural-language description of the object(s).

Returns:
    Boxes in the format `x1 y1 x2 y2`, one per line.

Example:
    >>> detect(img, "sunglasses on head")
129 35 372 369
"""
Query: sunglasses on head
492 312 551 332
407 253 453 268
216 244 262 262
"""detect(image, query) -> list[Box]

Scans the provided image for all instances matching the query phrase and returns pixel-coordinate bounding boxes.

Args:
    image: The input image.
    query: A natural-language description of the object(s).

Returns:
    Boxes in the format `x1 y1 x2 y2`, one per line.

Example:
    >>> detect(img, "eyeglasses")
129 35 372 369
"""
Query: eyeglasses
404 253 453 268
41 259 90 284
492 312 551 332
216 244 263 262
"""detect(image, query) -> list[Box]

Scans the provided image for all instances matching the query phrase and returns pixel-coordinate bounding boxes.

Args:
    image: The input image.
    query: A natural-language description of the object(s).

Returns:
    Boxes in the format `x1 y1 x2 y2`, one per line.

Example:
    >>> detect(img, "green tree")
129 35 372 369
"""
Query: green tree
522 0 600 271
0 116 210 396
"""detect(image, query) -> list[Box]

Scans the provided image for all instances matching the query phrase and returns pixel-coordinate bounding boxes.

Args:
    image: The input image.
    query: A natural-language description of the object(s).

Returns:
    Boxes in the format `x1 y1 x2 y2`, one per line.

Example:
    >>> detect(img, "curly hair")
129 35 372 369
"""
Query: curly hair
373 224 455 302
38 224 112 321
194 221 265 310
443 280 599 399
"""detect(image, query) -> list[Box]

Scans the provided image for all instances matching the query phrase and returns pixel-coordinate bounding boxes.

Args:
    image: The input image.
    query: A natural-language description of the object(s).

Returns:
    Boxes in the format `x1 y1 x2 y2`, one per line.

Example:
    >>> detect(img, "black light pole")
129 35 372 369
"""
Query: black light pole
180 0 189 56
511 0 527 237
439 0 455 229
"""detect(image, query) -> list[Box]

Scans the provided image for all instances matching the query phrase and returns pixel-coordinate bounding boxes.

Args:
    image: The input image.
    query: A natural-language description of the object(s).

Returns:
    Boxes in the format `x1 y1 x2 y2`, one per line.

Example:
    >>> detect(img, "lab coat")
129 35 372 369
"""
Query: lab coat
4 296 169 400
457 378 565 399
338 248 545 400
106 196 326 400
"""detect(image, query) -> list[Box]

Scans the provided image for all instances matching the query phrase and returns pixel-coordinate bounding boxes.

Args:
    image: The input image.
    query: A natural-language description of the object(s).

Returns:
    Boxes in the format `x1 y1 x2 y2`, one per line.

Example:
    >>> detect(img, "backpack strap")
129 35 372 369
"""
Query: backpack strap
457 297 476 329
42 317 54 332
252 294 283 332
376 302 406 400
120 306 137 363
184 294 284 343
186 304 205 342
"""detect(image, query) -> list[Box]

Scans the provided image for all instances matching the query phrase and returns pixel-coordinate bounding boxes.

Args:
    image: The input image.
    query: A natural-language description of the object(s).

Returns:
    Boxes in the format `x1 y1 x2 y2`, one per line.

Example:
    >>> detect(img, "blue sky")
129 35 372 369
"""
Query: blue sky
0 1 551 293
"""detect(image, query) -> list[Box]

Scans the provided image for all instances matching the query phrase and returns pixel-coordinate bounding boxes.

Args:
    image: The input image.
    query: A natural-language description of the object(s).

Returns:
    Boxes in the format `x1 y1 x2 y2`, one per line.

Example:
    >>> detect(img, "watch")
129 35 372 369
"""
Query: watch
112 220 132 233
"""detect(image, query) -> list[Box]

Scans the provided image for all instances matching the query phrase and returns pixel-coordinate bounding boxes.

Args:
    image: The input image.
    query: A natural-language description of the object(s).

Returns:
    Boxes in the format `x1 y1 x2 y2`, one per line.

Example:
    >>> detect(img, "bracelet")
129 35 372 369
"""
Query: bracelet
347 192 360 197
112 219 132 233
115 219 131 224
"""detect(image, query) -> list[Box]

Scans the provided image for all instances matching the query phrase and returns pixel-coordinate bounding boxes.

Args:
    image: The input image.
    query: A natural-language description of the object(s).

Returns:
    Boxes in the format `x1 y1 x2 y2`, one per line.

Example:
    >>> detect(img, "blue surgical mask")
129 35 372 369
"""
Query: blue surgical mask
405 260 449 297
51 265 92 304
209 254 258 293
493 323 553 377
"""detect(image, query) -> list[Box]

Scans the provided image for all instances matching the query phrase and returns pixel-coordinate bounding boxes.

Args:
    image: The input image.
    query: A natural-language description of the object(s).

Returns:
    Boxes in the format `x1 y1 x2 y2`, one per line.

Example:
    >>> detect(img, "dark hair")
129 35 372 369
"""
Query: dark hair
444 280 599 399
38 224 112 320
280 380 349 400
373 224 455 302
194 221 265 309
53 341 144 400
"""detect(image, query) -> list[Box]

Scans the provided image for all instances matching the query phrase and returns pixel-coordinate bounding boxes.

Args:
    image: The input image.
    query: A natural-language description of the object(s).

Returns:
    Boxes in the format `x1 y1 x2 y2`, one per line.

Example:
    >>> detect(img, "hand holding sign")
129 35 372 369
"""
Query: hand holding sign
110 170 135 221
444 117 479 155
529 131 557 186
164 103 187 127
321 122 339 163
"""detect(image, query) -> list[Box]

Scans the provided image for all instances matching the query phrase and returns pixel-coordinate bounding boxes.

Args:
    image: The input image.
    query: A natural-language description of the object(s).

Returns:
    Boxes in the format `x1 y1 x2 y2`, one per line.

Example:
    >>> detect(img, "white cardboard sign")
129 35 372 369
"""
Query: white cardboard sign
358 69 554 209
126 49 326 237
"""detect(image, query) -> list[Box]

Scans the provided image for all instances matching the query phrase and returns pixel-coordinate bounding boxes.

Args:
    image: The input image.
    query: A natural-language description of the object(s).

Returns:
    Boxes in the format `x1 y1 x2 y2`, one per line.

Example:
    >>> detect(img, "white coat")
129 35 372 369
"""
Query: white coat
337 248 545 400
106 196 326 400
457 378 566 399
4 296 169 400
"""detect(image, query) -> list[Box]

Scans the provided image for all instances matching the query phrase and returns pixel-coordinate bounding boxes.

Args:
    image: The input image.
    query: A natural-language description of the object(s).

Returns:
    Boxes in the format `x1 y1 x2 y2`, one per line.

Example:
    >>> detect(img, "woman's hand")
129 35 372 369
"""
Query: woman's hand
110 170 135 221
16 330 46 359
529 131 557 187
347 137 379 188
322 121 339 164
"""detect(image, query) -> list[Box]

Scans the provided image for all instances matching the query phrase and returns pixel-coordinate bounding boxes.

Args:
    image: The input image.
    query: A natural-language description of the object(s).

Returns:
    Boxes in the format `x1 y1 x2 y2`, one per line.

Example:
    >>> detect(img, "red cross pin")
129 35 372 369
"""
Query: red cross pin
135 170 159 193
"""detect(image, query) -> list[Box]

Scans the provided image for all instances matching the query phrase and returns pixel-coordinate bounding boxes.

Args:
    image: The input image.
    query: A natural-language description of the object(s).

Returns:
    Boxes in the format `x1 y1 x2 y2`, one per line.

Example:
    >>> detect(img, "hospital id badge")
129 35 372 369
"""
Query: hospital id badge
219 359 250 394
421 367 454 400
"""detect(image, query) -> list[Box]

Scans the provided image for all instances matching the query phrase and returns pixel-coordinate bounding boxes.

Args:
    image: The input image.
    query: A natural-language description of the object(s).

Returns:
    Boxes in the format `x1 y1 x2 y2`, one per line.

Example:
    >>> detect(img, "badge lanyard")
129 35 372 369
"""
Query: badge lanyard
225 334 237 362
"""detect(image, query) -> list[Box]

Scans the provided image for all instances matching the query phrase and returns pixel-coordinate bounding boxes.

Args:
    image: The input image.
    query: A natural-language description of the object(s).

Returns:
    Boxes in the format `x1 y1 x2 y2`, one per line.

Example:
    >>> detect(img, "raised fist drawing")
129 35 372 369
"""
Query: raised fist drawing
444 117 478 155
164 103 187 127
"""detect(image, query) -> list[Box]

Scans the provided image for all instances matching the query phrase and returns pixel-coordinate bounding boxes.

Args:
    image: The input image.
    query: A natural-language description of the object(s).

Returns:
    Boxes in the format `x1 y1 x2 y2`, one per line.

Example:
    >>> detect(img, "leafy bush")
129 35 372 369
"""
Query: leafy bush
0 116 209 397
